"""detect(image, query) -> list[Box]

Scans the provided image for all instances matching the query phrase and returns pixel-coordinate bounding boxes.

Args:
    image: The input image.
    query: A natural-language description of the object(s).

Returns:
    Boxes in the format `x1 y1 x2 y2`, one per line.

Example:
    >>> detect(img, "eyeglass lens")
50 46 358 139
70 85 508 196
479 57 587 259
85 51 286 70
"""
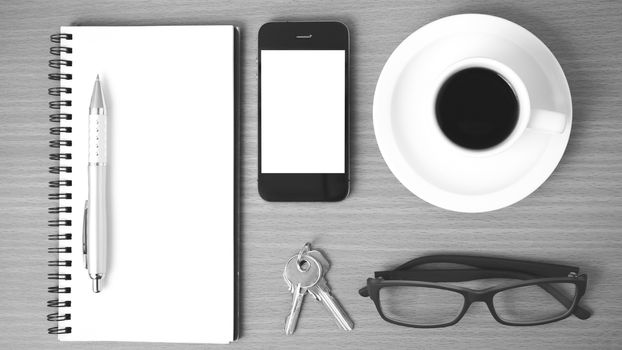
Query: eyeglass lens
493 282 577 324
379 286 465 326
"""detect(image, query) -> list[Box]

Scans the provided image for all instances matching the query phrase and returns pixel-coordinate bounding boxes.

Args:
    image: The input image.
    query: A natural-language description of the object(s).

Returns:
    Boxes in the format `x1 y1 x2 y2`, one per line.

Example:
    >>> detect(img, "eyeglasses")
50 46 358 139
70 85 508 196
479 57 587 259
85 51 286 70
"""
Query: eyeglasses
359 255 591 327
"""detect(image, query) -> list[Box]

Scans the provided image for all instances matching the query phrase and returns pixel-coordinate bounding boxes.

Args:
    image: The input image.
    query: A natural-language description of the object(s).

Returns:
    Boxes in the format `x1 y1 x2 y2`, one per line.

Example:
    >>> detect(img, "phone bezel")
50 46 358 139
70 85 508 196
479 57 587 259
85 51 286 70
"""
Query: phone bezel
258 21 350 201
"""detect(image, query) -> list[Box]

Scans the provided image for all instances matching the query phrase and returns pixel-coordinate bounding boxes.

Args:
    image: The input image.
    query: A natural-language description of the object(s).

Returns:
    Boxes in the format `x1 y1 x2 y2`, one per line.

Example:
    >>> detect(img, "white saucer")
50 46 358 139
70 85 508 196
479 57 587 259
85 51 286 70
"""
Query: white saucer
373 14 572 213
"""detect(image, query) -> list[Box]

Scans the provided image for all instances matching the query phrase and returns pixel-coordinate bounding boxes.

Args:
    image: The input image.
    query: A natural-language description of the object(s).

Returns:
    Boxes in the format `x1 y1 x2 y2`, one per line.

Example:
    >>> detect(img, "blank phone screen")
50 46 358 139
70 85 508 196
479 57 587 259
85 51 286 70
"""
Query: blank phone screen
261 50 345 174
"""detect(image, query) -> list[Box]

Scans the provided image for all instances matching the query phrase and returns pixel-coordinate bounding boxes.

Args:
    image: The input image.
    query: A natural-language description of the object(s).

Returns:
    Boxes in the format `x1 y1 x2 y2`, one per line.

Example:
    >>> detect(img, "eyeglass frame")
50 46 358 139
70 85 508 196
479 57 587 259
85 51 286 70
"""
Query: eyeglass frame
359 255 591 328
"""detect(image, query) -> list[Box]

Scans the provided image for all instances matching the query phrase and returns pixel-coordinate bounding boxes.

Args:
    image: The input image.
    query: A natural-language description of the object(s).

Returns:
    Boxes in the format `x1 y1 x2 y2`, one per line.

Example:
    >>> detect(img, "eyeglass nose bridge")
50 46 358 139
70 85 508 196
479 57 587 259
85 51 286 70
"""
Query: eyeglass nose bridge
460 290 498 322
464 289 495 304
459 293 499 324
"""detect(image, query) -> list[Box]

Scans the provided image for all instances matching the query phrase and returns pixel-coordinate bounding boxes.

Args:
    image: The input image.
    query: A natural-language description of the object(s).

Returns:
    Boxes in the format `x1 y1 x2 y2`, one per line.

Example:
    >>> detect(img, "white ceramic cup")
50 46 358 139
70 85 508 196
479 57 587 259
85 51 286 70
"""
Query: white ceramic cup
432 57 568 157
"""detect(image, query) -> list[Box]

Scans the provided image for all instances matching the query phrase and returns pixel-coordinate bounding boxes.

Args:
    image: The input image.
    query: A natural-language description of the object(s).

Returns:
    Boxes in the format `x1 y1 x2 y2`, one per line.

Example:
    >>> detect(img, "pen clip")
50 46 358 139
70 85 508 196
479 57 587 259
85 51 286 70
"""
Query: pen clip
83 200 88 269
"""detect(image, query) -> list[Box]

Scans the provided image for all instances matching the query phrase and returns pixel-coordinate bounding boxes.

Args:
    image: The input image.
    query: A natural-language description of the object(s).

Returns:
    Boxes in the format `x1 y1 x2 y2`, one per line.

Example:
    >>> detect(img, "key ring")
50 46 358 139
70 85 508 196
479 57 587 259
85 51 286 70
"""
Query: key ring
297 242 312 266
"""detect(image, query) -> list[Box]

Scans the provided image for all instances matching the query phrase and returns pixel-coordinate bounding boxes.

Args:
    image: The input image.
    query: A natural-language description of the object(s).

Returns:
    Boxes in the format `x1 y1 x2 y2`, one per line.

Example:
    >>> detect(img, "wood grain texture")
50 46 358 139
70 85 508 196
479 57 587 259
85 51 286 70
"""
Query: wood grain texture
1 0 621 349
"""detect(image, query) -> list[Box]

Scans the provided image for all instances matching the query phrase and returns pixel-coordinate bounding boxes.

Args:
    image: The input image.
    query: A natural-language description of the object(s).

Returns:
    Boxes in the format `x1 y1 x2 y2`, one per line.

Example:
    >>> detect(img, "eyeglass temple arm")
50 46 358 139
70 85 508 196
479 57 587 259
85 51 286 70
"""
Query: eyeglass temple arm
393 255 579 277
359 254 571 297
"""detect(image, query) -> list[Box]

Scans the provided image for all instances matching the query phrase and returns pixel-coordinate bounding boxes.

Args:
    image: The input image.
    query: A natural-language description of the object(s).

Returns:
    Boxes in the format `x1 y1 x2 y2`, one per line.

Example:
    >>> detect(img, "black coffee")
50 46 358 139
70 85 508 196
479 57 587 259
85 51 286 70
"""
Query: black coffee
435 68 519 150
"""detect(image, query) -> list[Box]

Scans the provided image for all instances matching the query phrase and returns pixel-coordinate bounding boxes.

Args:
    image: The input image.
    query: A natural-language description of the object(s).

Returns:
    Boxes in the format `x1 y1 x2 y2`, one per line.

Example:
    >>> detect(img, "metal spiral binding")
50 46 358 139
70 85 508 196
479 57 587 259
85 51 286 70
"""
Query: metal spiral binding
48 33 73 336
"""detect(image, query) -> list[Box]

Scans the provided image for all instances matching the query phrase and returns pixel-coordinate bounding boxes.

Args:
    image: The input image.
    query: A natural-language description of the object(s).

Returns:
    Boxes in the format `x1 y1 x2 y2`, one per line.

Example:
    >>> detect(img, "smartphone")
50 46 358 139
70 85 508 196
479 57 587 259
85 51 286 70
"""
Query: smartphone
258 21 350 201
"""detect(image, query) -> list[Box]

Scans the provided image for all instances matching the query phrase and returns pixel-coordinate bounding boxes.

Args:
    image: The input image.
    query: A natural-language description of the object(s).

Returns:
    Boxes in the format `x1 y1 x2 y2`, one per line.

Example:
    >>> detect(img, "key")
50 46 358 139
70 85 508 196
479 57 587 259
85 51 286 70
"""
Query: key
284 242 312 294
306 249 354 331
283 254 323 335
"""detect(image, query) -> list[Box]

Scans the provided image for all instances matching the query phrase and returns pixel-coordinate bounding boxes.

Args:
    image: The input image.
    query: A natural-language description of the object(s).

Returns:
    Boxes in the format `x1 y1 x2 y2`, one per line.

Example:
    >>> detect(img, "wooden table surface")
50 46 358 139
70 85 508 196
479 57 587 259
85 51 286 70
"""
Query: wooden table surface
1 0 621 349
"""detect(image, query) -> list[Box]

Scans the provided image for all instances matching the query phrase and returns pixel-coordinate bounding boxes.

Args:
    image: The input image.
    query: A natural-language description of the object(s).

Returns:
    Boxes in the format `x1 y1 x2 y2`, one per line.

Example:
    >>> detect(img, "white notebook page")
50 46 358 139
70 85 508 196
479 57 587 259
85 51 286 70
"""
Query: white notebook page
56 26 235 344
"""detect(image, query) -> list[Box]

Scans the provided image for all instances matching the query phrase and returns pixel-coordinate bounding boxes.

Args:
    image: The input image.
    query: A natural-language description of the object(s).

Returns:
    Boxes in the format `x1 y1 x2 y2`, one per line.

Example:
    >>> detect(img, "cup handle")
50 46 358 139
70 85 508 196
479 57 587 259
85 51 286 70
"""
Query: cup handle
527 109 568 133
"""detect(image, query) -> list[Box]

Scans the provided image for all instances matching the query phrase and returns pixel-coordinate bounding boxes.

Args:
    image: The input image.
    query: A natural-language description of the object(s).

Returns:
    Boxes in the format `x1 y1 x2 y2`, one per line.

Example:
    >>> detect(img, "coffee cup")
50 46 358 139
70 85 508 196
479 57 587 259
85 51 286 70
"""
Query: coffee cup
433 58 568 157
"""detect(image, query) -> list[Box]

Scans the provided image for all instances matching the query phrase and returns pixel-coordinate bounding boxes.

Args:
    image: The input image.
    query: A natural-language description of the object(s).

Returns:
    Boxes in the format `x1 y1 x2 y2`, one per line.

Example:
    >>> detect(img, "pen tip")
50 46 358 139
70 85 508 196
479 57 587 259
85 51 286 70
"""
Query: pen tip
89 75 105 111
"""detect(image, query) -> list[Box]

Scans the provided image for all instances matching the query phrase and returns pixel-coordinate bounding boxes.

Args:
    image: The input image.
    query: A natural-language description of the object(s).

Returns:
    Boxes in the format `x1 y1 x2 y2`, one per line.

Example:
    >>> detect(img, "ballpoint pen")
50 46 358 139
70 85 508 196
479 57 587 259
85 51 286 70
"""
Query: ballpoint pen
86 75 108 293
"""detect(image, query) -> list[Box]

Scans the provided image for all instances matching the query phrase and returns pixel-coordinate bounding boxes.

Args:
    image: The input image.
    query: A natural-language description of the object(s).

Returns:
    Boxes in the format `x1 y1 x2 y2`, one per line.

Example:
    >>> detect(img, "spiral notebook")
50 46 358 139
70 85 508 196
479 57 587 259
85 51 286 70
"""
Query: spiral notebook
47 25 239 344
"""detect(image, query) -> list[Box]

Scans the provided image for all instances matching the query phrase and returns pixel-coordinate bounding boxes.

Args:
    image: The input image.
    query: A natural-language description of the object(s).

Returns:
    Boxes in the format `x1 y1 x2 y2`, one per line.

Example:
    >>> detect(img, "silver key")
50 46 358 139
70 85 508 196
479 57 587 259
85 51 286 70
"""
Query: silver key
283 254 323 335
284 243 313 294
307 249 354 331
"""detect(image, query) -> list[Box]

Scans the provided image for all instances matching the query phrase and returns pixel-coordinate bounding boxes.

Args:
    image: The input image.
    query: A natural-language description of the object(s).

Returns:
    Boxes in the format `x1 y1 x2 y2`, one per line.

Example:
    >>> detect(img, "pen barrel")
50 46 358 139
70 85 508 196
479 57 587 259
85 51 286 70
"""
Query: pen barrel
87 164 107 278
88 113 107 164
